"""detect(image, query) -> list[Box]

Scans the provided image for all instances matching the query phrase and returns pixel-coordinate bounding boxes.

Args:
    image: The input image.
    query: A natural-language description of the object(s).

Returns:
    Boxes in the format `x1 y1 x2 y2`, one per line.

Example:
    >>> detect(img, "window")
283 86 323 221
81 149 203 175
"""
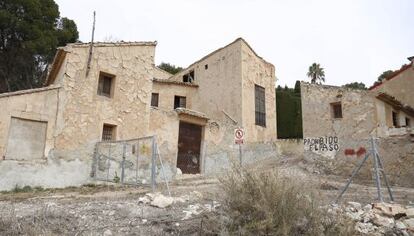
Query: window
392 111 398 127
406 117 411 127
331 102 343 119
205 64 208 70
97 72 115 98
174 96 186 109
151 93 159 107
255 85 266 127
102 124 116 141
183 70 195 83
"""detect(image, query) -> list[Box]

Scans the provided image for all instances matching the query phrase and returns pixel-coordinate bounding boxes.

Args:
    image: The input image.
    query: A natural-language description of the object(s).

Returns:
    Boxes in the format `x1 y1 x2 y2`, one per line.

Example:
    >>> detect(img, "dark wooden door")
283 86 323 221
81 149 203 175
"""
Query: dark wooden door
177 122 202 174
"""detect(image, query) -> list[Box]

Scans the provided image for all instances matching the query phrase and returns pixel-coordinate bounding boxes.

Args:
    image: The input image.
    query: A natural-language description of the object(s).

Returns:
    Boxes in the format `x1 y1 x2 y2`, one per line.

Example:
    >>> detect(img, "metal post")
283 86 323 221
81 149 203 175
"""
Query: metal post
151 136 156 192
156 142 171 197
335 152 371 203
121 142 126 183
239 144 243 165
375 151 394 201
371 137 383 202
136 141 140 185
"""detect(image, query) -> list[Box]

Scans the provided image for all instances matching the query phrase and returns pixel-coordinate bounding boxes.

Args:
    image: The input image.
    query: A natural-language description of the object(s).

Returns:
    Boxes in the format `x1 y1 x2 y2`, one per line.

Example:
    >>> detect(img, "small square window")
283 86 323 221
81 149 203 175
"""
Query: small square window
151 93 159 107
174 96 186 109
331 102 342 119
97 72 115 98
102 124 116 141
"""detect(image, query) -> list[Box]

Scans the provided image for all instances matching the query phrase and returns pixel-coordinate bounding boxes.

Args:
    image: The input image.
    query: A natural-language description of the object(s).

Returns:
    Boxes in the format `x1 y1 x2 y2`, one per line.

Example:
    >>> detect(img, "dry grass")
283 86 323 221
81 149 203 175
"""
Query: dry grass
218 165 356 236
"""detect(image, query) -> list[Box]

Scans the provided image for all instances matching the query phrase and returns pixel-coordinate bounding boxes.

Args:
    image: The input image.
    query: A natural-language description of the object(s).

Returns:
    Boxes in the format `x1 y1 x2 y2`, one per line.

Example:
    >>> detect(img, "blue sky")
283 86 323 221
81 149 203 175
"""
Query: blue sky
56 0 414 87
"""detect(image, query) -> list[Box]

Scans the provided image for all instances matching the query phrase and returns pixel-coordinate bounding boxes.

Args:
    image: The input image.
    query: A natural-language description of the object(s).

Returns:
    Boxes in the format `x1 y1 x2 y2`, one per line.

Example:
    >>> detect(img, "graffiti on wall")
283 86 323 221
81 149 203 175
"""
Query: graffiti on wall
304 136 339 152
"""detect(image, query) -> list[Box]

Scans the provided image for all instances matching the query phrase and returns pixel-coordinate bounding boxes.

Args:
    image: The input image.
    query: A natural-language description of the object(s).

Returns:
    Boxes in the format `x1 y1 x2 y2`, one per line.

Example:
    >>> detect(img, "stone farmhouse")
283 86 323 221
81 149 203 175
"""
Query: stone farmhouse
300 70 414 186
0 38 276 190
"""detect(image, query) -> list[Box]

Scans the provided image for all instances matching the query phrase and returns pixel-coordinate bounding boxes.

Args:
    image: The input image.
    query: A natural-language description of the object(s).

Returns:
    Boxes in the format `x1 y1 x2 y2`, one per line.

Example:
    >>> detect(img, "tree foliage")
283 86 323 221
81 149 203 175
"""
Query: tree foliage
276 81 303 139
158 62 183 75
307 63 325 84
377 70 394 82
0 0 79 93
343 82 367 90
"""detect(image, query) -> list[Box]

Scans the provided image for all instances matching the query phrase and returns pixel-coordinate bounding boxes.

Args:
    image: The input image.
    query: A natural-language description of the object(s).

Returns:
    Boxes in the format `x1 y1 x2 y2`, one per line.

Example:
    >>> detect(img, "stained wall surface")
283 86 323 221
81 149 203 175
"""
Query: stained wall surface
371 65 414 107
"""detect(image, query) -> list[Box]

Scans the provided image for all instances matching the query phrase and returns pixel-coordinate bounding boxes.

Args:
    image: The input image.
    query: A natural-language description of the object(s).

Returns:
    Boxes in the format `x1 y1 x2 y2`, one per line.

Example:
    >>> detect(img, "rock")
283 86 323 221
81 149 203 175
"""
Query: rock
150 194 174 208
355 222 377 234
346 211 363 221
363 204 373 211
406 208 414 218
403 218 414 228
372 214 395 228
138 196 151 204
373 202 406 217
348 201 362 210
176 168 182 175
103 229 112 236
396 221 407 230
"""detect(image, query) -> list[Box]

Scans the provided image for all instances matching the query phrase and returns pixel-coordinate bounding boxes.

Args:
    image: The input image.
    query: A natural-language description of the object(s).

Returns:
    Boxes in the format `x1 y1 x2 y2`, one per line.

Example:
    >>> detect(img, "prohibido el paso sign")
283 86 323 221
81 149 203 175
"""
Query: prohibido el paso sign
303 136 339 151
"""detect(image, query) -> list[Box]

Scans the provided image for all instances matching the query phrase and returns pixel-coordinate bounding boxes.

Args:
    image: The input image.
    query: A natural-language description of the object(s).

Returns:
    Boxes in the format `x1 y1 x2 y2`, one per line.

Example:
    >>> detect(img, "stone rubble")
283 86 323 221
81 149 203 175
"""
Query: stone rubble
334 201 414 235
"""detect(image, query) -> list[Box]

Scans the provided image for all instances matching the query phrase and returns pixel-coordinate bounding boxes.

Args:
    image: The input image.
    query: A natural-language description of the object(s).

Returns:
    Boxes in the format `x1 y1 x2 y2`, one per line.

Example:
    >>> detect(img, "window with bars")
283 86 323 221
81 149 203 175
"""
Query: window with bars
151 93 159 107
331 102 343 119
97 72 115 98
174 96 186 109
102 124 116 141
255 85 266 127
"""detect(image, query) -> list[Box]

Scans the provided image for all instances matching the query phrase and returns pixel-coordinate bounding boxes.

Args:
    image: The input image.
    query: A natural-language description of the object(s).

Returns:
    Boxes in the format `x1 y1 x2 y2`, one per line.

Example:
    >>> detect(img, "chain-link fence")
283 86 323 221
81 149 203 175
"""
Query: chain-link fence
92 136 169 192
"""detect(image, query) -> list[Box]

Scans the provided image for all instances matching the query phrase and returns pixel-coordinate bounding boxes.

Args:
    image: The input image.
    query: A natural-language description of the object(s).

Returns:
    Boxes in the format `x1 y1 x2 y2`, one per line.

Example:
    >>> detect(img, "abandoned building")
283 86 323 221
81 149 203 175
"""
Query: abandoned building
369 56 414 108
0 38 277 190
300 81 414 186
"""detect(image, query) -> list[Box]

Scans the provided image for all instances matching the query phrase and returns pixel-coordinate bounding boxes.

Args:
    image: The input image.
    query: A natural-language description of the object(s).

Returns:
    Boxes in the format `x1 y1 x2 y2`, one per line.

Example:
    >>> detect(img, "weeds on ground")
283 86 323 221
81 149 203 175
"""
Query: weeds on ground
217 165 355 236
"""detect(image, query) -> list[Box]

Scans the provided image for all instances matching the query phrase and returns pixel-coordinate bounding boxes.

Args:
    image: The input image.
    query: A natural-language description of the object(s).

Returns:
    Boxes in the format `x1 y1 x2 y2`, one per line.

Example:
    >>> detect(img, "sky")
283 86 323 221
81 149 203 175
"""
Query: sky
55 0 414 87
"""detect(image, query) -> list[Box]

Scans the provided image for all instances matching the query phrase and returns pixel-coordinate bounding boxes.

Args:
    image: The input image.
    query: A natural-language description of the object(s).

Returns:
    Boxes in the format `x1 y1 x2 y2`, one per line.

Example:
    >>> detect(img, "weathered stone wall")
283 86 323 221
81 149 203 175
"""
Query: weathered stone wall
0 87 59 160
241 42 277 143
371 66 414 107
151 82 197 111
0 43 157 190
300 82 414 187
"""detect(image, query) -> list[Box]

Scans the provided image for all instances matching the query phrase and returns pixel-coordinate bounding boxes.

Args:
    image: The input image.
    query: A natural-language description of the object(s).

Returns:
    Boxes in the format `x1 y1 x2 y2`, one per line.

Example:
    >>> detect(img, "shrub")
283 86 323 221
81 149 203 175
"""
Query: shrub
219 166 355 235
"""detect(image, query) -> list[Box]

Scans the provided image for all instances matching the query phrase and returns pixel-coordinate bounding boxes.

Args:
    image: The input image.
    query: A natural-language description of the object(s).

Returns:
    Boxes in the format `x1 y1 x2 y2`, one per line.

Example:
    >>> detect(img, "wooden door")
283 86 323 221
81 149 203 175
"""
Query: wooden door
177 122 202 174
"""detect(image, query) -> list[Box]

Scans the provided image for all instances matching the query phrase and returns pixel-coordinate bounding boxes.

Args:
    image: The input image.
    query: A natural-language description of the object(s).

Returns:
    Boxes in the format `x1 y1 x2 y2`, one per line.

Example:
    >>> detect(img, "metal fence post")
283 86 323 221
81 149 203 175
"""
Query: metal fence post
151 136 156 192
121 142 126 183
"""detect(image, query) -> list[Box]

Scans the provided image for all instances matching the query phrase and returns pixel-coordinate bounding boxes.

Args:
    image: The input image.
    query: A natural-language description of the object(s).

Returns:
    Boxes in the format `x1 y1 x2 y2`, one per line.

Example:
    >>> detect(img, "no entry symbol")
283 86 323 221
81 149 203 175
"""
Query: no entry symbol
234 128 244 144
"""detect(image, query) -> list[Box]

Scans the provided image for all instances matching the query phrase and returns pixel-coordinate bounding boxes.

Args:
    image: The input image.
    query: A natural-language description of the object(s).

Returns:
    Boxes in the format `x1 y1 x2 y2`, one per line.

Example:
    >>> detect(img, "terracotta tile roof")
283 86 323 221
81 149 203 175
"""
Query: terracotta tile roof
175 108 209 120
369 62 413 90
376 92 414 117
152 78 198 87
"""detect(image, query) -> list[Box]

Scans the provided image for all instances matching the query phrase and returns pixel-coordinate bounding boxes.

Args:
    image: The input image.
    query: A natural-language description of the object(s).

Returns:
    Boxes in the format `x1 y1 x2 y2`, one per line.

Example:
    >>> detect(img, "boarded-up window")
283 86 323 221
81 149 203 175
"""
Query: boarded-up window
6 117 47 160
174 96 186 109
151 93 159 107
331 102 343 119
102 124 116 141
255 85 266 127
97 72 115 98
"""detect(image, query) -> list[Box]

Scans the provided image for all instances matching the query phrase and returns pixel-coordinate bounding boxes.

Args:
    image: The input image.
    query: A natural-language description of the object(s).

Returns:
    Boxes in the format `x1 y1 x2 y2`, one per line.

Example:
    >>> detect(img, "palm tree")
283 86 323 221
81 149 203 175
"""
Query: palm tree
307 63 325 84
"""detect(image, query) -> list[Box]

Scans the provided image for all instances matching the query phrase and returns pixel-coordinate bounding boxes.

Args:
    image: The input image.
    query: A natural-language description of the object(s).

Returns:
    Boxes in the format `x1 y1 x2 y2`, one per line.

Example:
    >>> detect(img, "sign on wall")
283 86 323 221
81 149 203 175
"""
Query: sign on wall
234 128 245 144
